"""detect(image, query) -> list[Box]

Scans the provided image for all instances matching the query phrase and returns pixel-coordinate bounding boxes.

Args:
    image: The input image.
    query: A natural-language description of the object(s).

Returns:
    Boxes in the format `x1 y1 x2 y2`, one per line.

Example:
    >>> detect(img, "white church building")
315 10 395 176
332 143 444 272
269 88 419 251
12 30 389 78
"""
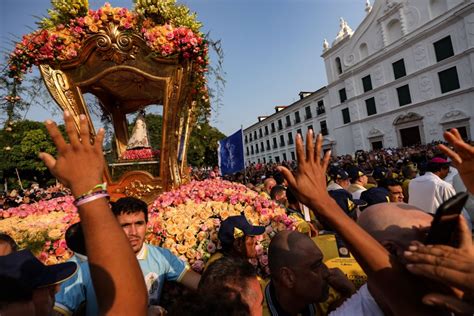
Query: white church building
243 0 474 164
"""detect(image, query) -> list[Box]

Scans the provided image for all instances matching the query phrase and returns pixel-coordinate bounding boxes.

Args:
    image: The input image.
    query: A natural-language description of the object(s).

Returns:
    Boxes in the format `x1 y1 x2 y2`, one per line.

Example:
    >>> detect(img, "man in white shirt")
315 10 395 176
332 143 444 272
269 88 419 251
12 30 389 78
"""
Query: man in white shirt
408 157 454 214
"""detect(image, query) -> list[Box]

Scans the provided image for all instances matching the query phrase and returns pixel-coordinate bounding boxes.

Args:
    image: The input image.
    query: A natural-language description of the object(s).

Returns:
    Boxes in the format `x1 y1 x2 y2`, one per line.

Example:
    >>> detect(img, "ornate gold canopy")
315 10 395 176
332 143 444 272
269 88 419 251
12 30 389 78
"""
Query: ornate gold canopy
40 23 197 202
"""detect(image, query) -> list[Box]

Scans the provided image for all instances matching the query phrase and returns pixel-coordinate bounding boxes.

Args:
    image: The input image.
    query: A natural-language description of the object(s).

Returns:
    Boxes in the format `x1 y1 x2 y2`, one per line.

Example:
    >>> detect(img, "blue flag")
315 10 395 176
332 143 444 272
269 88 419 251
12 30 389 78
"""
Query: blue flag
218 129 245 176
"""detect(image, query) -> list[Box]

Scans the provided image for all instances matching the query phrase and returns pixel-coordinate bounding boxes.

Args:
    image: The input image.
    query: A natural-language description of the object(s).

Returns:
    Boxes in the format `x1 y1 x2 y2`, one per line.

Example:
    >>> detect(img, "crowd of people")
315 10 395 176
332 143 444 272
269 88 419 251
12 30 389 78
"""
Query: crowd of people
0 183 70 210
1 111 474 316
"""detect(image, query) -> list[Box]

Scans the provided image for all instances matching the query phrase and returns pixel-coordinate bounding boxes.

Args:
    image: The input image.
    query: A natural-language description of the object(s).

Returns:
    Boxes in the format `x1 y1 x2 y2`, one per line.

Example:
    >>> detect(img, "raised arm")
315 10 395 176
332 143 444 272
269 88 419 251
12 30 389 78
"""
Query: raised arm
277 130 436 315
40 112 147 315
438 128 474 194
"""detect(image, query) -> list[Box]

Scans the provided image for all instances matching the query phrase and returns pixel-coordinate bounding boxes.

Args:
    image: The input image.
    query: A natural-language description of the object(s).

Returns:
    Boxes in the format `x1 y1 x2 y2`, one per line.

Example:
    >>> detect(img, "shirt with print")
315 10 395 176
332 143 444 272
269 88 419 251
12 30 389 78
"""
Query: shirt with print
54 244 188 315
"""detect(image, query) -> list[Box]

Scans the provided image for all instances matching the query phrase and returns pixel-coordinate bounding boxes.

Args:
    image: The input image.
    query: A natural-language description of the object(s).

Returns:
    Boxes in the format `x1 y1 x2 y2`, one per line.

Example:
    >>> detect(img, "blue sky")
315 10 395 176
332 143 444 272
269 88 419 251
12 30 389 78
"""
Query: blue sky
1 0 367 136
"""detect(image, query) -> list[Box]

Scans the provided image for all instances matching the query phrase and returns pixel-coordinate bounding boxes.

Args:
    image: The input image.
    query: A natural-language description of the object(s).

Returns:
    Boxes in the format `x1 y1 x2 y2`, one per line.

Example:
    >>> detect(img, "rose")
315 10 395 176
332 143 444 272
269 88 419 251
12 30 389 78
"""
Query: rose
206 241 216 253
48 228 62 240
191 260 204 273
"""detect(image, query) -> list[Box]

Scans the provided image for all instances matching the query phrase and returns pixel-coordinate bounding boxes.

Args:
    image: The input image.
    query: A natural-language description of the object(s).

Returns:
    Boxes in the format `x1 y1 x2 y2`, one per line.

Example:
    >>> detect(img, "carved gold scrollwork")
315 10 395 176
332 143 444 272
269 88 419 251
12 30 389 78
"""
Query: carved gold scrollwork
96 23 138 64
123 180 162 200
39 64 95 138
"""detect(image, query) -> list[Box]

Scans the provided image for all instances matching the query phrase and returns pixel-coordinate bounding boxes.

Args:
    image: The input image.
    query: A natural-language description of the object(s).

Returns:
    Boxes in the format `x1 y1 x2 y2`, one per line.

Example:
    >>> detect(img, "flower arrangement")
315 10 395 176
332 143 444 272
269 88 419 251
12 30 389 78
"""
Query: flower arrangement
5 0 211 123
0 179 295 277
0 196 79 264
120 148 160 160
147 179 296 275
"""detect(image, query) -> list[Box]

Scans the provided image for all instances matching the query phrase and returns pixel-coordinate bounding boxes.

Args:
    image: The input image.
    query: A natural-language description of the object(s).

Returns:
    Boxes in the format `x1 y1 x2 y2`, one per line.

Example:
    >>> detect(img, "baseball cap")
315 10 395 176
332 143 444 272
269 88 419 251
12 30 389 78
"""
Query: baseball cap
372 166 388 181
328 189 367 216
334 168 349 180
346 167 367 181
0 249 77 290
360 187 390 207
218 215 265 247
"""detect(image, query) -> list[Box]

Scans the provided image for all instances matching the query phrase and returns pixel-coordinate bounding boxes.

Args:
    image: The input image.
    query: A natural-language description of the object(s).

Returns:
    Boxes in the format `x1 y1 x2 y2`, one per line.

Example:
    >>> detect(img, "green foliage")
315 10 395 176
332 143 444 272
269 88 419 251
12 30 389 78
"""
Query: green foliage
20 129 57 172
187 122 225 167
0 120 61 189
39 0 89 29
134 0 202 33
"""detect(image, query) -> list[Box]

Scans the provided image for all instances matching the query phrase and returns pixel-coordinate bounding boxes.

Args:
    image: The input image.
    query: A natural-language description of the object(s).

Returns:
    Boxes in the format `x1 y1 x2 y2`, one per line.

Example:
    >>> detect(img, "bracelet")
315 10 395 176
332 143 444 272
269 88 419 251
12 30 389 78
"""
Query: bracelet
74 193 110 207
74 189 108 204
75 183 107 199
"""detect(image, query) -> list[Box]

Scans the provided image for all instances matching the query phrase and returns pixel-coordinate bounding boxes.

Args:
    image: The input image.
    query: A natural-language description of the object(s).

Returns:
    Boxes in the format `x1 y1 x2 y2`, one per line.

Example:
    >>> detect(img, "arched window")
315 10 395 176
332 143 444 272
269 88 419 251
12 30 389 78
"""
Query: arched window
359 43 368 59
430 0 448 18
335 57 342 75
387 19 402 44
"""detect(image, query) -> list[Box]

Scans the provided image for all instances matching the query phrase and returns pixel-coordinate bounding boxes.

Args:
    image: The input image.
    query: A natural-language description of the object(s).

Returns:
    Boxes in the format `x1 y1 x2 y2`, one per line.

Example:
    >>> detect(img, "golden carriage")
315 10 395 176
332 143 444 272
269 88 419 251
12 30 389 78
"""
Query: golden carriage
39 24 198 203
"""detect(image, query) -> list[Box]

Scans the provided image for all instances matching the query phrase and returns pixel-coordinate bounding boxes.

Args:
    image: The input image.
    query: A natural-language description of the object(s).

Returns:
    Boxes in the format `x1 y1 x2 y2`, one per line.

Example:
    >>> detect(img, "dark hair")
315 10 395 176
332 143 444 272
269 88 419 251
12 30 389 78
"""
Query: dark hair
199 256 257 293
286 187 299 205
111 197 148 222
0 233 18 252
384 179 402 189
426 162 449 173
168 287 250 316
65 223 86 256
270 185 286 200
273 172 285 186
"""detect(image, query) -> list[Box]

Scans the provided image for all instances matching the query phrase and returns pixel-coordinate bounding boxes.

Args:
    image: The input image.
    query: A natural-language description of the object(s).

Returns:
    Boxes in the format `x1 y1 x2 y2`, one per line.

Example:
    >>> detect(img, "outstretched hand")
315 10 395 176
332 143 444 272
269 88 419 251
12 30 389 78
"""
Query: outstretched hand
276 130 332 208
39 111 105 197
438 128 474 194
404 216 474 314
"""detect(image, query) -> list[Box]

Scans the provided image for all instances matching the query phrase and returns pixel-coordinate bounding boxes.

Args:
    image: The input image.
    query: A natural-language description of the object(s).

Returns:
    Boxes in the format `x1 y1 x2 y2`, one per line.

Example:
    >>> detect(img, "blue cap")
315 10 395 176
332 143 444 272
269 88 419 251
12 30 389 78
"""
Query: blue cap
0 250 77 290
334 168 349 180
328 189 367 216
346 167 367 181
218 215 265 247
360 187 390 206
372 166 388 181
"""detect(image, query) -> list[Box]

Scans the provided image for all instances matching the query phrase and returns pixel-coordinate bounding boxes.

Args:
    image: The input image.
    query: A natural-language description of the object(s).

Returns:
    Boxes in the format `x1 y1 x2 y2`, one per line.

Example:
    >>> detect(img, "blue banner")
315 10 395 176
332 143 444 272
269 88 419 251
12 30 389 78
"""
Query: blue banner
218 129 245 176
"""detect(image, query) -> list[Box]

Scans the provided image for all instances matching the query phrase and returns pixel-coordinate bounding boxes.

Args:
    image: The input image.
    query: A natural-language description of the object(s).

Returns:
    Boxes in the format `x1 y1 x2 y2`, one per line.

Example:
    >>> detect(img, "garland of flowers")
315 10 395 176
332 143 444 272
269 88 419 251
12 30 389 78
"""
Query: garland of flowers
4 0 210 125
120 148 160 160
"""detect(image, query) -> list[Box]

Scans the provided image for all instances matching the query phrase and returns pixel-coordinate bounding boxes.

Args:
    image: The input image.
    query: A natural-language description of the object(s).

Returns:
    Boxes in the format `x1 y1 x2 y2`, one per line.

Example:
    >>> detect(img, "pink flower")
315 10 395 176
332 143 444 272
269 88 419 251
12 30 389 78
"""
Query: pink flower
191 260 204 273
207 241 216 253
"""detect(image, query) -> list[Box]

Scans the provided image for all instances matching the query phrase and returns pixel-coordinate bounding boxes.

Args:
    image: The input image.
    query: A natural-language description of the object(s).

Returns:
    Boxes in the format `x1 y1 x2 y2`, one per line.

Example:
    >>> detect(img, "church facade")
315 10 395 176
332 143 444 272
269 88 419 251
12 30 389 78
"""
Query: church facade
244 0 474 164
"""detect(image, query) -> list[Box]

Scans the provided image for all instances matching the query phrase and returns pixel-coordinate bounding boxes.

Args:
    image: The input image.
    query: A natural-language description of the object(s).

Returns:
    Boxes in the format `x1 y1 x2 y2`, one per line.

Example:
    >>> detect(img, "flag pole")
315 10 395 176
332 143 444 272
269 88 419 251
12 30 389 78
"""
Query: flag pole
241 125 247 185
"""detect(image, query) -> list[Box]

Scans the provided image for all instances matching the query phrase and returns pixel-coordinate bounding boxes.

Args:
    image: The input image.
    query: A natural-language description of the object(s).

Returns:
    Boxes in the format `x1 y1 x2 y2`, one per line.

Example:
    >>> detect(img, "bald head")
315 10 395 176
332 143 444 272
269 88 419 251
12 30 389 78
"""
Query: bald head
357 203 433 246
268 230 319 277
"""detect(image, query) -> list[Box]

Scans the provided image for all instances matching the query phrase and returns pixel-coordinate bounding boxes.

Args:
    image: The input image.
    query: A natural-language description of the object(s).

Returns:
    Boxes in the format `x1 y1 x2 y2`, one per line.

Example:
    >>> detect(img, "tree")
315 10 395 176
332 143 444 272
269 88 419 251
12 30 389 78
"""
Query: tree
0 120 60 190
187 121 225 167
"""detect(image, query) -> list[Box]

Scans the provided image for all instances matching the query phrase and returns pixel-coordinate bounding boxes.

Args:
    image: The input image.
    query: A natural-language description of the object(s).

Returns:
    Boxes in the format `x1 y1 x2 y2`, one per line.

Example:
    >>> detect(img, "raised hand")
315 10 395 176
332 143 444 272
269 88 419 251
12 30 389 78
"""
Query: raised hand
276 130 332 208
438 128 474 194
39 111 148 315
404 216 474 314
39 111 105 197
